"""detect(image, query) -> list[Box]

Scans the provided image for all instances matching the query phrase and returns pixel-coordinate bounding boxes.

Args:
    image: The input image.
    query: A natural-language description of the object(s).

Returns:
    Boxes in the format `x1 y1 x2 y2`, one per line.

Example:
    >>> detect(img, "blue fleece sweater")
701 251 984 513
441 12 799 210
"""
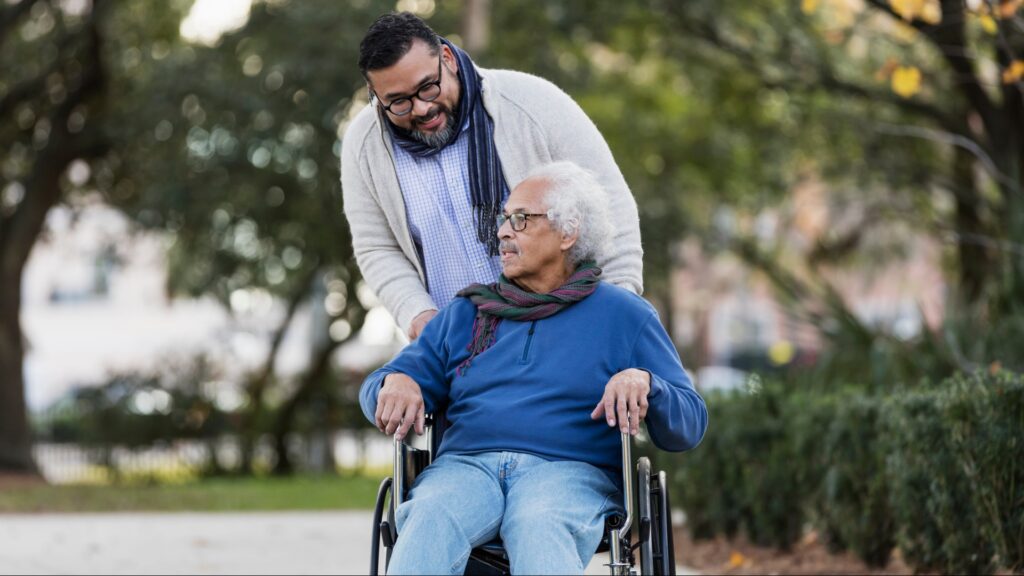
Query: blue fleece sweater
359 283 707 478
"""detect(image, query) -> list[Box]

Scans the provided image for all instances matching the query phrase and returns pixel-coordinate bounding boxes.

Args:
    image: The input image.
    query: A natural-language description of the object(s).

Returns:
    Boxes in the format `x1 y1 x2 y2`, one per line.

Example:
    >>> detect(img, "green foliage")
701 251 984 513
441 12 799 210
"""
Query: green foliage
675 384 807 550
674 371 1024 573
35 360 230 448
886 371 1024 573
820 396 894 567
0 474 382 512
673 390 746 540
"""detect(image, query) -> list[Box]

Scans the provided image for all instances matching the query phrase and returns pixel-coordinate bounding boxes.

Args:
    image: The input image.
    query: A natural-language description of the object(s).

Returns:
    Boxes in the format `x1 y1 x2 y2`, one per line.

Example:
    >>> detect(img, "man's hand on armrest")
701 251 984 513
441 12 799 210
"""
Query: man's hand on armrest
590 368 651 436
376 373 426 441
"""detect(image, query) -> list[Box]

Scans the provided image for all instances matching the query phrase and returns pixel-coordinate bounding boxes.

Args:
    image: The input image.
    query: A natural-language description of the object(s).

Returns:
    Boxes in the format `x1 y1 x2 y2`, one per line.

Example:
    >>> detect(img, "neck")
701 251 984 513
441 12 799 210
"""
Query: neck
513 260 576 294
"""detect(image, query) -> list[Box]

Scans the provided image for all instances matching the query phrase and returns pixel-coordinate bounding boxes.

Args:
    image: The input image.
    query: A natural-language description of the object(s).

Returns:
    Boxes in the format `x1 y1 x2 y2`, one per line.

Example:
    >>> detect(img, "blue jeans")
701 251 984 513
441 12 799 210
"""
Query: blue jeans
387 451 623 575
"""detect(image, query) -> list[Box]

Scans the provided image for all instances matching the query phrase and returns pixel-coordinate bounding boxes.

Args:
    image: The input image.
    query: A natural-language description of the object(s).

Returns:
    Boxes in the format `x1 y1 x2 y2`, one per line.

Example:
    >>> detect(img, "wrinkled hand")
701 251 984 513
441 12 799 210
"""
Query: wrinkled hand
375 373 425 441
590 368 651 435
407 309 438 340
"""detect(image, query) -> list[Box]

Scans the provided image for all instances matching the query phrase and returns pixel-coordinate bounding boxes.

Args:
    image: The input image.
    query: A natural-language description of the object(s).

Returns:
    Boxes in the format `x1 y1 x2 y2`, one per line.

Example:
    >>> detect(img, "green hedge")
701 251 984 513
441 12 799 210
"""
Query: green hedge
673 371 1024 574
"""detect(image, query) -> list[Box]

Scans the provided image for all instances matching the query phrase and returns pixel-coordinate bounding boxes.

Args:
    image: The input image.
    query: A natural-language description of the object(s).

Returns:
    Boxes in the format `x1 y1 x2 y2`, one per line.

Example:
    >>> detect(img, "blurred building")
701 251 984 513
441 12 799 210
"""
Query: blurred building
671 174 946 390
22 201 402 412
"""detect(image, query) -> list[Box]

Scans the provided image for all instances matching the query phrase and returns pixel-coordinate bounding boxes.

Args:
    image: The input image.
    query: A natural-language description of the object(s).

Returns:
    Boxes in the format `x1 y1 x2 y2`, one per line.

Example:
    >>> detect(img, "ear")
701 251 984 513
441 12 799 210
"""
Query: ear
559 220 580 253
442 45 458 74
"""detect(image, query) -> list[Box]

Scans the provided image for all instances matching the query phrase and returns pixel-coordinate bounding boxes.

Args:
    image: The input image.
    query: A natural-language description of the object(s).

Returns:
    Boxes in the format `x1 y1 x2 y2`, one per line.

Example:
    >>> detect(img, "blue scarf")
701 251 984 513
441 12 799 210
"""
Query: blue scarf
383 39 508 256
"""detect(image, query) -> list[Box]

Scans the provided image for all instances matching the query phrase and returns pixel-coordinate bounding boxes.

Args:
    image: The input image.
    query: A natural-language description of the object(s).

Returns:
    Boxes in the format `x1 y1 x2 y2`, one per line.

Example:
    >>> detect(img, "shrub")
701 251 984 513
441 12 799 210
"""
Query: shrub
819 395 894 567
673 389 747 540
673 371 1024 574
675 383 807 550
884 371 1024 574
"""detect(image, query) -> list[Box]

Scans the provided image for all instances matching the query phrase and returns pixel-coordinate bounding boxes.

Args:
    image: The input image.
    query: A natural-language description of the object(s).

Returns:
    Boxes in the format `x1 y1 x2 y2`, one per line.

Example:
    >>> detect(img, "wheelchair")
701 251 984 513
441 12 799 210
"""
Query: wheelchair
370 415 676 575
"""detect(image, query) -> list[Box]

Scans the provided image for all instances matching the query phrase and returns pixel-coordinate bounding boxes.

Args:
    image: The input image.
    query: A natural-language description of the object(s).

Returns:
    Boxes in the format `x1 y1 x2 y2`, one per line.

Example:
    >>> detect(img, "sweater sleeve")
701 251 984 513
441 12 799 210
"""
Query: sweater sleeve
630 312 708 452
358 300 458 425
541 83 644 295
340 123 438 332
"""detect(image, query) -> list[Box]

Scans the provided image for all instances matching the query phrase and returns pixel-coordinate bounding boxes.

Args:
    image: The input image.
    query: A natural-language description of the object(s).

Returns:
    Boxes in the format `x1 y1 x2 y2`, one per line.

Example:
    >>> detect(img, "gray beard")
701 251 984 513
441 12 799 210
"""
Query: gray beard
410 113 458 148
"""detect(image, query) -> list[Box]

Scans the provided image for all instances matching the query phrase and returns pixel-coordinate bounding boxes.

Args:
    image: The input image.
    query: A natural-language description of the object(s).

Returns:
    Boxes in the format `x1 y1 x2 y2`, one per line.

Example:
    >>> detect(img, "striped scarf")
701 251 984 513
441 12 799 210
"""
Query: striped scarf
454 262 602 375
384 38 508 256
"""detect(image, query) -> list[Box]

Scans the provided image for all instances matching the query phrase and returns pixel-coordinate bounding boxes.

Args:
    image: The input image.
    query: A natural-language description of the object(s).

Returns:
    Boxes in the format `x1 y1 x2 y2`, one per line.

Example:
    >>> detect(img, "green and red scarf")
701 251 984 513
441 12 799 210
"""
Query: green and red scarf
455 261 602 375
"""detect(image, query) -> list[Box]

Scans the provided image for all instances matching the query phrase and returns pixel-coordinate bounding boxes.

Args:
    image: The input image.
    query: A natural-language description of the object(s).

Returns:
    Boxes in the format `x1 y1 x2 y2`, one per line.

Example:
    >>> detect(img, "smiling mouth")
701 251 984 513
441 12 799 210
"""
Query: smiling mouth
415 109 444 130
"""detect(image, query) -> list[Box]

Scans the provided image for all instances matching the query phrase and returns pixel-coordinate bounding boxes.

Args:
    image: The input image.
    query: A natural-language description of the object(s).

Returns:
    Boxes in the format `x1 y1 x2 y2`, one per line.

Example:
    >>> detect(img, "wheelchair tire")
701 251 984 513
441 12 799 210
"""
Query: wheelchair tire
637 457 654 575
652 471 676 576
370 477 393 576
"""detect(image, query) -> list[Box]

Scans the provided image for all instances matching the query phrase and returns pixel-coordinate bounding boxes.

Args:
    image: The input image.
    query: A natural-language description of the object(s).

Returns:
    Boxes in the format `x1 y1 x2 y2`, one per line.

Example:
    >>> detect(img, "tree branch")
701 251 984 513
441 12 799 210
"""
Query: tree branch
0 0 43 41
872 121 1022 195
1 6 106 277
674 14 956 128
866 0 1002 146
0 29 83 119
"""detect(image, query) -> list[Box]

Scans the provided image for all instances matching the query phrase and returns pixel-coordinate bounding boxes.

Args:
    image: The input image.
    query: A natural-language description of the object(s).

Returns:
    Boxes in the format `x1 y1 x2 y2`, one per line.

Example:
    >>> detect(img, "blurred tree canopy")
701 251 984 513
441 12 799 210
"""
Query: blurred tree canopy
2 0 1022 474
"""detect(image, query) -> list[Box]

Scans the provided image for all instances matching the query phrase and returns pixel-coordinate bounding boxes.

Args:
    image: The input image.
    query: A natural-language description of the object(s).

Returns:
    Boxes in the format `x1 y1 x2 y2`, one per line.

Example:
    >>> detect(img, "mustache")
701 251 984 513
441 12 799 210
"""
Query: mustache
499 240 520 255
413 105 446 126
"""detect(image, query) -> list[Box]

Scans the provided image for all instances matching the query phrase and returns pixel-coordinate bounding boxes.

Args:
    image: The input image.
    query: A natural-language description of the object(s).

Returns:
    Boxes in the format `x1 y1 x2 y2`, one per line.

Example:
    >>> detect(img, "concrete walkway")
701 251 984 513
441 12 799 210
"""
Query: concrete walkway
0 511 695 574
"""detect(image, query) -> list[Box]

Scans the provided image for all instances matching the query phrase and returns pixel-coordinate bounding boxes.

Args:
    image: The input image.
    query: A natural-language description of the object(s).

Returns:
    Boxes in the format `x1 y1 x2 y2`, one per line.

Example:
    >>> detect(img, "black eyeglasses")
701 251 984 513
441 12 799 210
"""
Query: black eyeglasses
372 55 443 116
497 213 547 232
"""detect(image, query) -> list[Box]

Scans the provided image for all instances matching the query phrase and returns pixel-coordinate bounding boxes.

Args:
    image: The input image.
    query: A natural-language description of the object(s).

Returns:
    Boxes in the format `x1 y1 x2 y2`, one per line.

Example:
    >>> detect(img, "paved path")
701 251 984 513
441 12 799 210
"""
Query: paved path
0 511 694 574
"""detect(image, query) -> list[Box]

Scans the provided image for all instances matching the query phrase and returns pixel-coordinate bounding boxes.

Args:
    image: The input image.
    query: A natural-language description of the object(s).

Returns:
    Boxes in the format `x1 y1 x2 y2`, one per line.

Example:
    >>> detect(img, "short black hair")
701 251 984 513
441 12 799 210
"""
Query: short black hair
358 12 441 78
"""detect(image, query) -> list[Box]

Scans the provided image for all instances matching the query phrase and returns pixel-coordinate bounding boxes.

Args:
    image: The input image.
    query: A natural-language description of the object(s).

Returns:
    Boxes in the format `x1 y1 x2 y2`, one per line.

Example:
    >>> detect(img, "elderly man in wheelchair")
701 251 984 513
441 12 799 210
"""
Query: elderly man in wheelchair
361 161 708 575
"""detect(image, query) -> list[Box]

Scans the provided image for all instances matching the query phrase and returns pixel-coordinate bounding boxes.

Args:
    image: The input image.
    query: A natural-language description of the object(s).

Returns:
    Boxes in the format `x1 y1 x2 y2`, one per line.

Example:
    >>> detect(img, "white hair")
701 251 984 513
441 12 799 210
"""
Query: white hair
523 161 613 266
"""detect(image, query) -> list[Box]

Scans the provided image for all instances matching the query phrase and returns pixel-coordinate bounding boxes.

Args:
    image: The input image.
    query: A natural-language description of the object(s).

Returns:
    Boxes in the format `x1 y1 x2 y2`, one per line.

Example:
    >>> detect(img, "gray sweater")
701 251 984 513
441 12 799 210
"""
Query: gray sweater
341 68 644 331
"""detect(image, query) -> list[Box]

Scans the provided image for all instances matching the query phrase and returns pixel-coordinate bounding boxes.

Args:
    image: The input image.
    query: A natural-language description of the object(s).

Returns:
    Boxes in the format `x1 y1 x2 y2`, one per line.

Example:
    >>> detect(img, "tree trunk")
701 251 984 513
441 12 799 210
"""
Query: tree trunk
0 0 106 476
461 0 491 56
237 267 317 473
270 337 342 476
952 144 990 304
0 278 36 474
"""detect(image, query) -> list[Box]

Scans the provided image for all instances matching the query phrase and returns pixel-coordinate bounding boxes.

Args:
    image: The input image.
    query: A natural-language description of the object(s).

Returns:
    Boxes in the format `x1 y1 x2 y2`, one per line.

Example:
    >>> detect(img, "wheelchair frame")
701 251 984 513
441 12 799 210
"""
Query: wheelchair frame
369 415 676 575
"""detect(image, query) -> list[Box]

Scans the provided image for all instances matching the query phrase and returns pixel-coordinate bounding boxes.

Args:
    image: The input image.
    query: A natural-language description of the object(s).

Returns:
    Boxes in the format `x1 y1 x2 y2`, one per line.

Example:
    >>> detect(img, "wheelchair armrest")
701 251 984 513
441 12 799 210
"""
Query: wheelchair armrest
391 414 437 508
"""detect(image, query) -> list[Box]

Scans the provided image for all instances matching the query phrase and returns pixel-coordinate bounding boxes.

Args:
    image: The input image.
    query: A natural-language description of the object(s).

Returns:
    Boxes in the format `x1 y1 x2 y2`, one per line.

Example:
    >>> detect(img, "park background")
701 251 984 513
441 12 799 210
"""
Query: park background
1 0 1023 574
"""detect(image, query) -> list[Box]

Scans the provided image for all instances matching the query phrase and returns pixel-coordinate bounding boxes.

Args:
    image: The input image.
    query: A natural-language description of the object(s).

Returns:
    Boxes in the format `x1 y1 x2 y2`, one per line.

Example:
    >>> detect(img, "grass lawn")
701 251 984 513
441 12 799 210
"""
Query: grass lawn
0 473 384 513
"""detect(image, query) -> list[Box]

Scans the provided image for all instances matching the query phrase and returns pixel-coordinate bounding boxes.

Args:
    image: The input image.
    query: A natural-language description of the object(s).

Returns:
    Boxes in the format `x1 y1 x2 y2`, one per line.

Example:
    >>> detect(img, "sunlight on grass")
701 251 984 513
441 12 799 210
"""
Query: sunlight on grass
0 473 384 513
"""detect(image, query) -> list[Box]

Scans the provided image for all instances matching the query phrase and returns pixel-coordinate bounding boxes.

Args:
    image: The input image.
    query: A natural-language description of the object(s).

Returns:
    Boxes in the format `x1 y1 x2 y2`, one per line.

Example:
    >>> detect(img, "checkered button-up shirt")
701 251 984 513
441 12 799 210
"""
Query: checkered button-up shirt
391 122 505 310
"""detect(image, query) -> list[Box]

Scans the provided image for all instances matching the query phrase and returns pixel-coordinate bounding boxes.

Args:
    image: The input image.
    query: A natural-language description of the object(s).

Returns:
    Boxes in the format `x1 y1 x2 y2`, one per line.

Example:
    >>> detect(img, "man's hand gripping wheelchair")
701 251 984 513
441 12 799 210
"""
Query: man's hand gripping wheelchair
369 415 676 575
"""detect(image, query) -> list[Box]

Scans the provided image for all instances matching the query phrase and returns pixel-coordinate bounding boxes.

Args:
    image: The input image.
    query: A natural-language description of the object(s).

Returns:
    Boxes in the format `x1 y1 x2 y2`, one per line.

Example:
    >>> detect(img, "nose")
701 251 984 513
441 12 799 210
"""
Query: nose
498 217 514 240
411 96 434 118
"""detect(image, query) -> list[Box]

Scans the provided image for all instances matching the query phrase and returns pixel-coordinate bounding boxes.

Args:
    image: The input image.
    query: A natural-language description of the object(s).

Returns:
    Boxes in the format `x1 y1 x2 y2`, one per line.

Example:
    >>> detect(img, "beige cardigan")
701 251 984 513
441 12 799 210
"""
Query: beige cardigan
341 68 644 331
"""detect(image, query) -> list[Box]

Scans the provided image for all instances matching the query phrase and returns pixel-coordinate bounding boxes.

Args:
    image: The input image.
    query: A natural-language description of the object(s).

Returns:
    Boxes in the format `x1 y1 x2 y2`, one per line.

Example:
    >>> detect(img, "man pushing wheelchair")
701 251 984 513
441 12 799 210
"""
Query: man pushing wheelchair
360 161 708 575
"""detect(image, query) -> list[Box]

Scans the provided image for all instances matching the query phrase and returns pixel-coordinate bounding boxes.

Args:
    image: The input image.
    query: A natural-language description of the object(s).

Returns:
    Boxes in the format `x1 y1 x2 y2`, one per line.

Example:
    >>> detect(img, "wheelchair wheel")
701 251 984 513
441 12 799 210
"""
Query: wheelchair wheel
651 471 676 576
637 459 676 576
637 457 654 575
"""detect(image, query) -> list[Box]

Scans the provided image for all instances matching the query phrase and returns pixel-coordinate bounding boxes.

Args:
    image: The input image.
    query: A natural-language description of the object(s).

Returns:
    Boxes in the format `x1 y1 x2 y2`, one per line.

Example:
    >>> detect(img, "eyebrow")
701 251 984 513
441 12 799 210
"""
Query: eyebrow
382 71 437 101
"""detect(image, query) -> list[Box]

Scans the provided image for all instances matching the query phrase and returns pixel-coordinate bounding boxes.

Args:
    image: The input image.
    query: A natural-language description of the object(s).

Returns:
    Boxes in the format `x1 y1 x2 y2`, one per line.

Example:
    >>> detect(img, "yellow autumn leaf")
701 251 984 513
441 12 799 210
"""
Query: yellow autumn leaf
890 0 926 20
998 0 1023 18
1003 60 1024 84
921 0 942 24
892 65 922 98
727 552 748 569
802 0 820 14
979 13 998 34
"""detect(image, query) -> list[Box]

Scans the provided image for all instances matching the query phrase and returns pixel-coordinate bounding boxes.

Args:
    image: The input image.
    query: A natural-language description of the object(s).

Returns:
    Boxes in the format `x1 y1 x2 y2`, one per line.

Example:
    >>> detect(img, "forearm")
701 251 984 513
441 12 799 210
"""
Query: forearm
644 371 708 452
359 367 393 424
630 313 707 451
342 150 437 330
353 243 437 330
